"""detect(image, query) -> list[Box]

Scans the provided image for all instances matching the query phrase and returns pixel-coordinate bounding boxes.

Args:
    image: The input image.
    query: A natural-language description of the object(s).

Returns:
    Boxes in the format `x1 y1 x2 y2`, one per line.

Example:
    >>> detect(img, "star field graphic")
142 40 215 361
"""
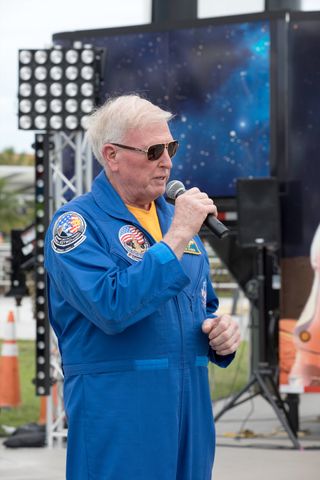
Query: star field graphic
58 20 270 197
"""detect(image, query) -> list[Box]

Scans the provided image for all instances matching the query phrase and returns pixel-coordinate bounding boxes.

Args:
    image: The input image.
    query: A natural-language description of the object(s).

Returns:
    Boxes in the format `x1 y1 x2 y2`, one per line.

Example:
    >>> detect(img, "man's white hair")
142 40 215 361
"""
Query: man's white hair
85 94 174 166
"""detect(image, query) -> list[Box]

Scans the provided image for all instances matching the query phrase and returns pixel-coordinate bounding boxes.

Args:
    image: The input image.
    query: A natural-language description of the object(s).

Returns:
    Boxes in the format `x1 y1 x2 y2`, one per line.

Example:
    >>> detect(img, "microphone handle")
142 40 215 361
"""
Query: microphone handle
174 189 230 239
204 214 230 239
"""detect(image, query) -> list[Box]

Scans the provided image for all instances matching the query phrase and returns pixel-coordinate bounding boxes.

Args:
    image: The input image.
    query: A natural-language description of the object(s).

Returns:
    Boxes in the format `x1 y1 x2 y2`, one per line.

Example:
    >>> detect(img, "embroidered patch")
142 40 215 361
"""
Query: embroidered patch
51 211 87 254
201 279 207 308
119 225 150 261
184 239 201 255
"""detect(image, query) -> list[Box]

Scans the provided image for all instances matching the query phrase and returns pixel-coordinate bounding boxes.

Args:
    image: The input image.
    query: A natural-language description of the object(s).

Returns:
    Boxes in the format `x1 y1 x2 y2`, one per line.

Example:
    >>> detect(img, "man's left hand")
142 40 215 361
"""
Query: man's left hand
202 314 241 356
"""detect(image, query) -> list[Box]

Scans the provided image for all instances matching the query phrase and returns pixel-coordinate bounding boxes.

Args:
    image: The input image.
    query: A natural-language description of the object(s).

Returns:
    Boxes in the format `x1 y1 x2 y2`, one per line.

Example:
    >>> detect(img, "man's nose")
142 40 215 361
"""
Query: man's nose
158 148 173 168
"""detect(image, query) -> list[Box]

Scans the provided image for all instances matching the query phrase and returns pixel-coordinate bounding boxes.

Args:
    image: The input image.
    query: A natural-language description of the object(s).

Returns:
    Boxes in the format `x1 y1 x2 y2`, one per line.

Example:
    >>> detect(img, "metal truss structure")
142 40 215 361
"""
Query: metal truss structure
35 132 93 447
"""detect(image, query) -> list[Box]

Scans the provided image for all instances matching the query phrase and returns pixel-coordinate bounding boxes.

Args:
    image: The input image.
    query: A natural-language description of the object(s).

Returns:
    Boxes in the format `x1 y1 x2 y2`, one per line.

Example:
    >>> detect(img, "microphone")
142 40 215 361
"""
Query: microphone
166 180 230 239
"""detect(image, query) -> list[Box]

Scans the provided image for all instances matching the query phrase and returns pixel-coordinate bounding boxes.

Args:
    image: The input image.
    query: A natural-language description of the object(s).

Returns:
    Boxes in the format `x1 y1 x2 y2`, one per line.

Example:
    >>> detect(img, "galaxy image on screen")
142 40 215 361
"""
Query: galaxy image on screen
57 20 271 197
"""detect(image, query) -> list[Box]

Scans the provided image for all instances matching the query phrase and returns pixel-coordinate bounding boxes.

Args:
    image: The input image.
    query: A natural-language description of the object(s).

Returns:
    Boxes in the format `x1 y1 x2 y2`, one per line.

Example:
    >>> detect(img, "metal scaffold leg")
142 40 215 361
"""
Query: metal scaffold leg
34 131 93 447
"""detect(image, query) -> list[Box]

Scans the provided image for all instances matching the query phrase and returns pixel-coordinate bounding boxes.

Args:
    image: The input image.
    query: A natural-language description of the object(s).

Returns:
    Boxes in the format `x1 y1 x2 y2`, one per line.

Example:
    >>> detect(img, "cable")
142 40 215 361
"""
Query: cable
236 397 255 438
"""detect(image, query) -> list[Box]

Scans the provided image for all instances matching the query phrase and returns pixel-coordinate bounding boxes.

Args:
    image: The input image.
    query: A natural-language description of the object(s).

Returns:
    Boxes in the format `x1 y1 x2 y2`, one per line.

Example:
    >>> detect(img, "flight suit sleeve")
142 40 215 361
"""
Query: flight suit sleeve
45 213 190 335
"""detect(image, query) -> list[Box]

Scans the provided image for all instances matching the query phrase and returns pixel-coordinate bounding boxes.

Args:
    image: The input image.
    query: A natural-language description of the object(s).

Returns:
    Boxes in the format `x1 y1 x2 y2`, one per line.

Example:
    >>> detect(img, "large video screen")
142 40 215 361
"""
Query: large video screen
55 19 271 197
283 18 320 257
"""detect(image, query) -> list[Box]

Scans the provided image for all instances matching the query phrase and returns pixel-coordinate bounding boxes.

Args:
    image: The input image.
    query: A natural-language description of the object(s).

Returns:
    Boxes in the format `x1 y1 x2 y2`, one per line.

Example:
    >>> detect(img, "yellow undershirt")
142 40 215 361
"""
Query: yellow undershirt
126 201 163 242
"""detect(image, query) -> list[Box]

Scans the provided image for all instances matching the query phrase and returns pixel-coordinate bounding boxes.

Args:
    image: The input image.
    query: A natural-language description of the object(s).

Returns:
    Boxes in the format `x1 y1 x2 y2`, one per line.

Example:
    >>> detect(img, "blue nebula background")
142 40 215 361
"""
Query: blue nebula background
59 20 271 197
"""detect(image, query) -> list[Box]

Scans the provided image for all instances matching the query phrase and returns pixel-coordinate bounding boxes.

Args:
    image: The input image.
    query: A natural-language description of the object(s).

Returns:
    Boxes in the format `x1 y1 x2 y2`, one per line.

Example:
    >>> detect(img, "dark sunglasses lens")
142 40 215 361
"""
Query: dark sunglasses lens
147 141 179 160
147 144 165 160
168 141 178 158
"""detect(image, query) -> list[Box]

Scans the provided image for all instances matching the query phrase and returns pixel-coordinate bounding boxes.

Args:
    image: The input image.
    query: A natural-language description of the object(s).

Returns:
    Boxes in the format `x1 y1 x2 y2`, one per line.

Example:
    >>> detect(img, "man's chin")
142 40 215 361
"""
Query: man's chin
147 185 166 201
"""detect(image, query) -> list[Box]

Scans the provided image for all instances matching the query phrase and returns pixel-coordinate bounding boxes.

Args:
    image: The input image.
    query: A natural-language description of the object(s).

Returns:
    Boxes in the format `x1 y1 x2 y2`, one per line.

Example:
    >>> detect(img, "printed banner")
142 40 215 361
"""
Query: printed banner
279 225 320 393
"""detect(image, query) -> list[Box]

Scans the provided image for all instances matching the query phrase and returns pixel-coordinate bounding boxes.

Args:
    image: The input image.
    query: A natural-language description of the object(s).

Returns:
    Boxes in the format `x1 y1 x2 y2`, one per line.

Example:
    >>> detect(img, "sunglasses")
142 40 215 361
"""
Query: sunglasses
110 140 179 161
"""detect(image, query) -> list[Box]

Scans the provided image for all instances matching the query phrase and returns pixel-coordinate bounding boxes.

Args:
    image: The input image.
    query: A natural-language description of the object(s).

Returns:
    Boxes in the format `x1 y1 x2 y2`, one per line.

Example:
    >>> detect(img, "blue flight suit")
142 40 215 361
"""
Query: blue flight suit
44 170 234 480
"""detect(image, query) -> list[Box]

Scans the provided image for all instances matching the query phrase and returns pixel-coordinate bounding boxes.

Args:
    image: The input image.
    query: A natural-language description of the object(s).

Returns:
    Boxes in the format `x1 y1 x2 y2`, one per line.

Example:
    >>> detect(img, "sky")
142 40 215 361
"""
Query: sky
0 0 152 153
0 0 318 153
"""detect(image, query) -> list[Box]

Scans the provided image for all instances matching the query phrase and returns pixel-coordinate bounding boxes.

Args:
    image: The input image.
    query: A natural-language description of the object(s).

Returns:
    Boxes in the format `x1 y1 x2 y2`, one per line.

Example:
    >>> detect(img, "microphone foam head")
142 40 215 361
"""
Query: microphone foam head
166 180 185 199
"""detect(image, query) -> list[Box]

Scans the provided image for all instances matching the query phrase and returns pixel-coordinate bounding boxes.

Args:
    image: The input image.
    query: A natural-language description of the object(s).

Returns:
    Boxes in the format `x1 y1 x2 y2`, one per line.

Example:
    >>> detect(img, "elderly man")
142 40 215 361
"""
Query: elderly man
44 94 240 480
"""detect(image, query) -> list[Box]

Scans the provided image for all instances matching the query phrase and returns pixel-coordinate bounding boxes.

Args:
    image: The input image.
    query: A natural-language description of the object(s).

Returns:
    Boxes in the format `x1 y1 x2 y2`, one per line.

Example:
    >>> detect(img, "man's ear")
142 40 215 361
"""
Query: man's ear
102 144 118 171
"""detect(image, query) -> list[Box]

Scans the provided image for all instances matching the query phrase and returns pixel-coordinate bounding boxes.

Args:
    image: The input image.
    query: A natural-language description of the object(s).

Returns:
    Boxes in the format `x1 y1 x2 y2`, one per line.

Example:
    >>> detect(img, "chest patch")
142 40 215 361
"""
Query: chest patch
119 225 150 261
52 211 87 254
184 239 201 255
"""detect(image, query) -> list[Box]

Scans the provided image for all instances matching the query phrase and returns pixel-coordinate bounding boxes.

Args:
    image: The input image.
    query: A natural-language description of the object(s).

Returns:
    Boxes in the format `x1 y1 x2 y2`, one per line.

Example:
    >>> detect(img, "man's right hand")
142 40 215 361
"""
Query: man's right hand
162 187 217 258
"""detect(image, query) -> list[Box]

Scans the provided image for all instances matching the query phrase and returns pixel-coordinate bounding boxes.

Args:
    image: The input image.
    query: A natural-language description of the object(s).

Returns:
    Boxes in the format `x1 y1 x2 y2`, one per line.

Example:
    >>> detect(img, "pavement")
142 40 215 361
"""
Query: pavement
1 294 320 479
213 392 320 479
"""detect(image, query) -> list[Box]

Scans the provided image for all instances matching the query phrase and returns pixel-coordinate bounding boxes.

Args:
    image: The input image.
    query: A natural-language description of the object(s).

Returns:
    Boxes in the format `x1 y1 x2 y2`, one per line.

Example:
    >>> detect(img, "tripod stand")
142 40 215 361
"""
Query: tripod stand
215 243 301 449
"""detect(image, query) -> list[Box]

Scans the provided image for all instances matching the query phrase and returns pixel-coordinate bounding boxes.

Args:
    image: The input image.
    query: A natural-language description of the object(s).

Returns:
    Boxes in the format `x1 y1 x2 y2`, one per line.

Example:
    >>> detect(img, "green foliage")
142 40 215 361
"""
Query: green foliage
0 178 34 236
0 148 34 166
0 341 39 433
0 178 21 233
0 148 35 238
209 341 249 401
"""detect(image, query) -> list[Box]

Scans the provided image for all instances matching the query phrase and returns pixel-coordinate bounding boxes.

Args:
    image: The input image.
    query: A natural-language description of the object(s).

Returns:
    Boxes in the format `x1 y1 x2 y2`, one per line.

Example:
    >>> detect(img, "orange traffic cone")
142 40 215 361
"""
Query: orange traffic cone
38 396 47 425
0 310 21 407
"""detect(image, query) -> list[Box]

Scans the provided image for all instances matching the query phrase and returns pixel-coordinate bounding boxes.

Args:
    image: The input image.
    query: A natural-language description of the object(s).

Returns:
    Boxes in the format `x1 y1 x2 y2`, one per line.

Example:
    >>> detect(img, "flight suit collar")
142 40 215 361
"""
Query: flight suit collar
91 170 134 223
91 170 173 235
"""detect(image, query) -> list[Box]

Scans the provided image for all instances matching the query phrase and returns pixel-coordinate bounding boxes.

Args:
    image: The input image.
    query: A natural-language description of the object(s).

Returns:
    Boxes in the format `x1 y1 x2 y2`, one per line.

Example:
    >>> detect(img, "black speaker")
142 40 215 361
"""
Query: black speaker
237 178 281 247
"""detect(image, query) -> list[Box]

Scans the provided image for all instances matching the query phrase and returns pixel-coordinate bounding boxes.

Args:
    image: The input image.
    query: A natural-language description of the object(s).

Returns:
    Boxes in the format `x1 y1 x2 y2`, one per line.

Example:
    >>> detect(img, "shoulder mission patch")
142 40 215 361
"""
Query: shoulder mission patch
51 211 87 254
